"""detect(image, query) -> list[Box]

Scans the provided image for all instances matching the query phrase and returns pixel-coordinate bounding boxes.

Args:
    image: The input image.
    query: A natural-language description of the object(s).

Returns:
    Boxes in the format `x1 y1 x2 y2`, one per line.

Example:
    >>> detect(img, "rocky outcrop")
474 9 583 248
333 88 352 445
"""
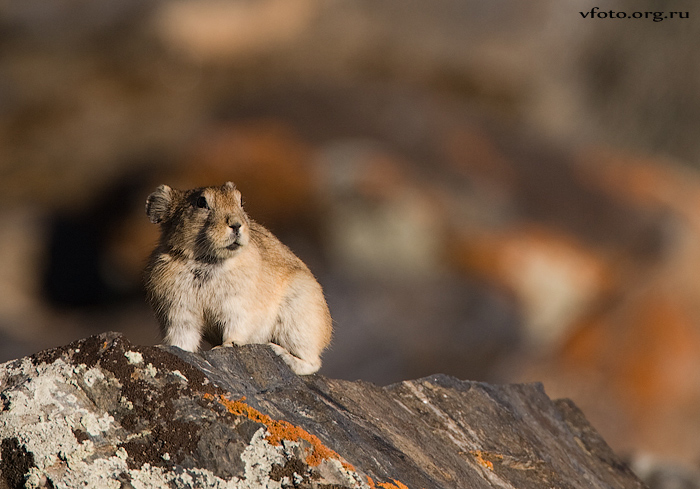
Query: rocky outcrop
0 332 644 489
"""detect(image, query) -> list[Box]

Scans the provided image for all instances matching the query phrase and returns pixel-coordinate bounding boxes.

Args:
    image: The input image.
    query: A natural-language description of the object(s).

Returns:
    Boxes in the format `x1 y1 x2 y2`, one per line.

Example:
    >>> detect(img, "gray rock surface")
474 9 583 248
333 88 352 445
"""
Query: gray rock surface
0 332 645 488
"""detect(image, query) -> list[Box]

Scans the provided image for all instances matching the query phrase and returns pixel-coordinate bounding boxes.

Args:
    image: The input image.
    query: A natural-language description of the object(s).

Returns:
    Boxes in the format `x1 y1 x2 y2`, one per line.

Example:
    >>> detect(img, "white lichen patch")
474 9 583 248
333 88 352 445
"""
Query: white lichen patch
120 395 134 410
80 412 115 437
83 367 105 388
128 464 242 489
240 428 286 489
29 455 129 489
0 360 110 468
0 357 34 387
171 370 188 383
239 427 370 489
144 363 158 378
0 351 372 489
1 357 281 488
124 351 144 365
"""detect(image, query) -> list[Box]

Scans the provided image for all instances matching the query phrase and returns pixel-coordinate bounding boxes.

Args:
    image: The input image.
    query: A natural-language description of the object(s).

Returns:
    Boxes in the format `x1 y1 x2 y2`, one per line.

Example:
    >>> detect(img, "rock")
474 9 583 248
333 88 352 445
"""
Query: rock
0 332 644 489
631 454 700 489
518 152 700 464
449 226 612 348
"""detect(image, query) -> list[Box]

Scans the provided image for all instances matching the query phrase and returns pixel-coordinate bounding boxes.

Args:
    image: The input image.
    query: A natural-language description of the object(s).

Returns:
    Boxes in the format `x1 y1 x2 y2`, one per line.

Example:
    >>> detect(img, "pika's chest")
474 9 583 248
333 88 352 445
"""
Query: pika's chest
185 262 251 294
151 253 263 305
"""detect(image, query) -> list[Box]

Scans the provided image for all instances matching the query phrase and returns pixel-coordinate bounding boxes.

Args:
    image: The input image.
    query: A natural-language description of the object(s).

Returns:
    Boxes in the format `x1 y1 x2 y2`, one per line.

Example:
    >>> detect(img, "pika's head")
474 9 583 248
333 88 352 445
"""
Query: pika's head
146 181 251 262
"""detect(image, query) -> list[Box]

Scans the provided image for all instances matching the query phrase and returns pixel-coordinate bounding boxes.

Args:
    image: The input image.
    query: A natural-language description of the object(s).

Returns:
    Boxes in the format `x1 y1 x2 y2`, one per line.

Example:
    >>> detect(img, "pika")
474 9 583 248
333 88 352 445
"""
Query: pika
144 181 332 375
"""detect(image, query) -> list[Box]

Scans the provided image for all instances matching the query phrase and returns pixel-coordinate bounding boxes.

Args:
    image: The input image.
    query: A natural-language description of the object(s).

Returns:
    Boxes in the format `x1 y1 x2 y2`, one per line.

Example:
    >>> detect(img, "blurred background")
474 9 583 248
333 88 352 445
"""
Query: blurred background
1 0 699 485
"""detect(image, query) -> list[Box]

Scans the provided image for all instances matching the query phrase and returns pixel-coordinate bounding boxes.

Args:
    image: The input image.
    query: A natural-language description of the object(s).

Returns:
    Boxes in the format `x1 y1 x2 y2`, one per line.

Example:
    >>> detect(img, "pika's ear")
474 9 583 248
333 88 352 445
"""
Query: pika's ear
146 185 174 224
223 182 243 205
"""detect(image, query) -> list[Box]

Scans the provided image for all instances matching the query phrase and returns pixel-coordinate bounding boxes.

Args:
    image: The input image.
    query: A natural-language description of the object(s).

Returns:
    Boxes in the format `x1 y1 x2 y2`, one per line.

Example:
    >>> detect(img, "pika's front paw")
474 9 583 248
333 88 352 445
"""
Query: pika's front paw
267 342 287 356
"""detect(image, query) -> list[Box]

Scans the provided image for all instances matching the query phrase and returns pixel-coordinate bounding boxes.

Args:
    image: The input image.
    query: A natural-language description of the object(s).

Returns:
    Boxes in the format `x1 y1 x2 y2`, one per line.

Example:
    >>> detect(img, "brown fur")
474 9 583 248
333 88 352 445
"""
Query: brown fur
144 182 332 375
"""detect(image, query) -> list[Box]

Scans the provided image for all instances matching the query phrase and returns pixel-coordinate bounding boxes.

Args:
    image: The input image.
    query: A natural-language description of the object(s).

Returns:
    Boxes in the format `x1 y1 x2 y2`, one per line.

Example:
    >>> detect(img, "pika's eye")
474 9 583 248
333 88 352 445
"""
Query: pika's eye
195 196 209 209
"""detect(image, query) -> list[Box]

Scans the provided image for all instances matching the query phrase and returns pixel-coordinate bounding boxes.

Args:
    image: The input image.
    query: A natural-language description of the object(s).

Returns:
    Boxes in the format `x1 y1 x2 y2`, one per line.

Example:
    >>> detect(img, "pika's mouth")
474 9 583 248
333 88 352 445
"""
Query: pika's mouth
225 240 242 251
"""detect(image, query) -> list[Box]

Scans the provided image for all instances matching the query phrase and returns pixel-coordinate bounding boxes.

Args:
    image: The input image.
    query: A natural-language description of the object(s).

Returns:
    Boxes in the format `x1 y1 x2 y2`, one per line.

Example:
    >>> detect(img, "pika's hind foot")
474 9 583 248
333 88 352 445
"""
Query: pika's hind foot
267 343 321 375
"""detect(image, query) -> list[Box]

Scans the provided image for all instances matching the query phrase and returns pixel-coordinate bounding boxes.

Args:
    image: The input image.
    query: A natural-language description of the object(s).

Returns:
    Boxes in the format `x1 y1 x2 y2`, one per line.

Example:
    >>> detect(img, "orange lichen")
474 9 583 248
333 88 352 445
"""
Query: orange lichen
377 479 411 489
204 393 415 488
470 450 495 471
368 475 413 489
204 393 354 470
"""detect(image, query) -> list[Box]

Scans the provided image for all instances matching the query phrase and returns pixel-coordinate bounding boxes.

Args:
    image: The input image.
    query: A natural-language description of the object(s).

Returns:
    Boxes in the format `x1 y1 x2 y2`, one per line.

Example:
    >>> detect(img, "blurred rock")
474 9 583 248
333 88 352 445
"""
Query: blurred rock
560 0 699 163
41 170 156 307
153 0 319 62
450 226 612 348
317 140 445 280
176 120 321 235
631 454 700 489
520 153 700 464
0 208 46 328
320 274 521 384
0 0 199 210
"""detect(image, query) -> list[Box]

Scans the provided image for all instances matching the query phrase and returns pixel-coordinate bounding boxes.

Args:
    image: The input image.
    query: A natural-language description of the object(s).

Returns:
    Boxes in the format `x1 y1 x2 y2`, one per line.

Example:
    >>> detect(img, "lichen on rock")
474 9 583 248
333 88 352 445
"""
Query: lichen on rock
0 332 645 489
